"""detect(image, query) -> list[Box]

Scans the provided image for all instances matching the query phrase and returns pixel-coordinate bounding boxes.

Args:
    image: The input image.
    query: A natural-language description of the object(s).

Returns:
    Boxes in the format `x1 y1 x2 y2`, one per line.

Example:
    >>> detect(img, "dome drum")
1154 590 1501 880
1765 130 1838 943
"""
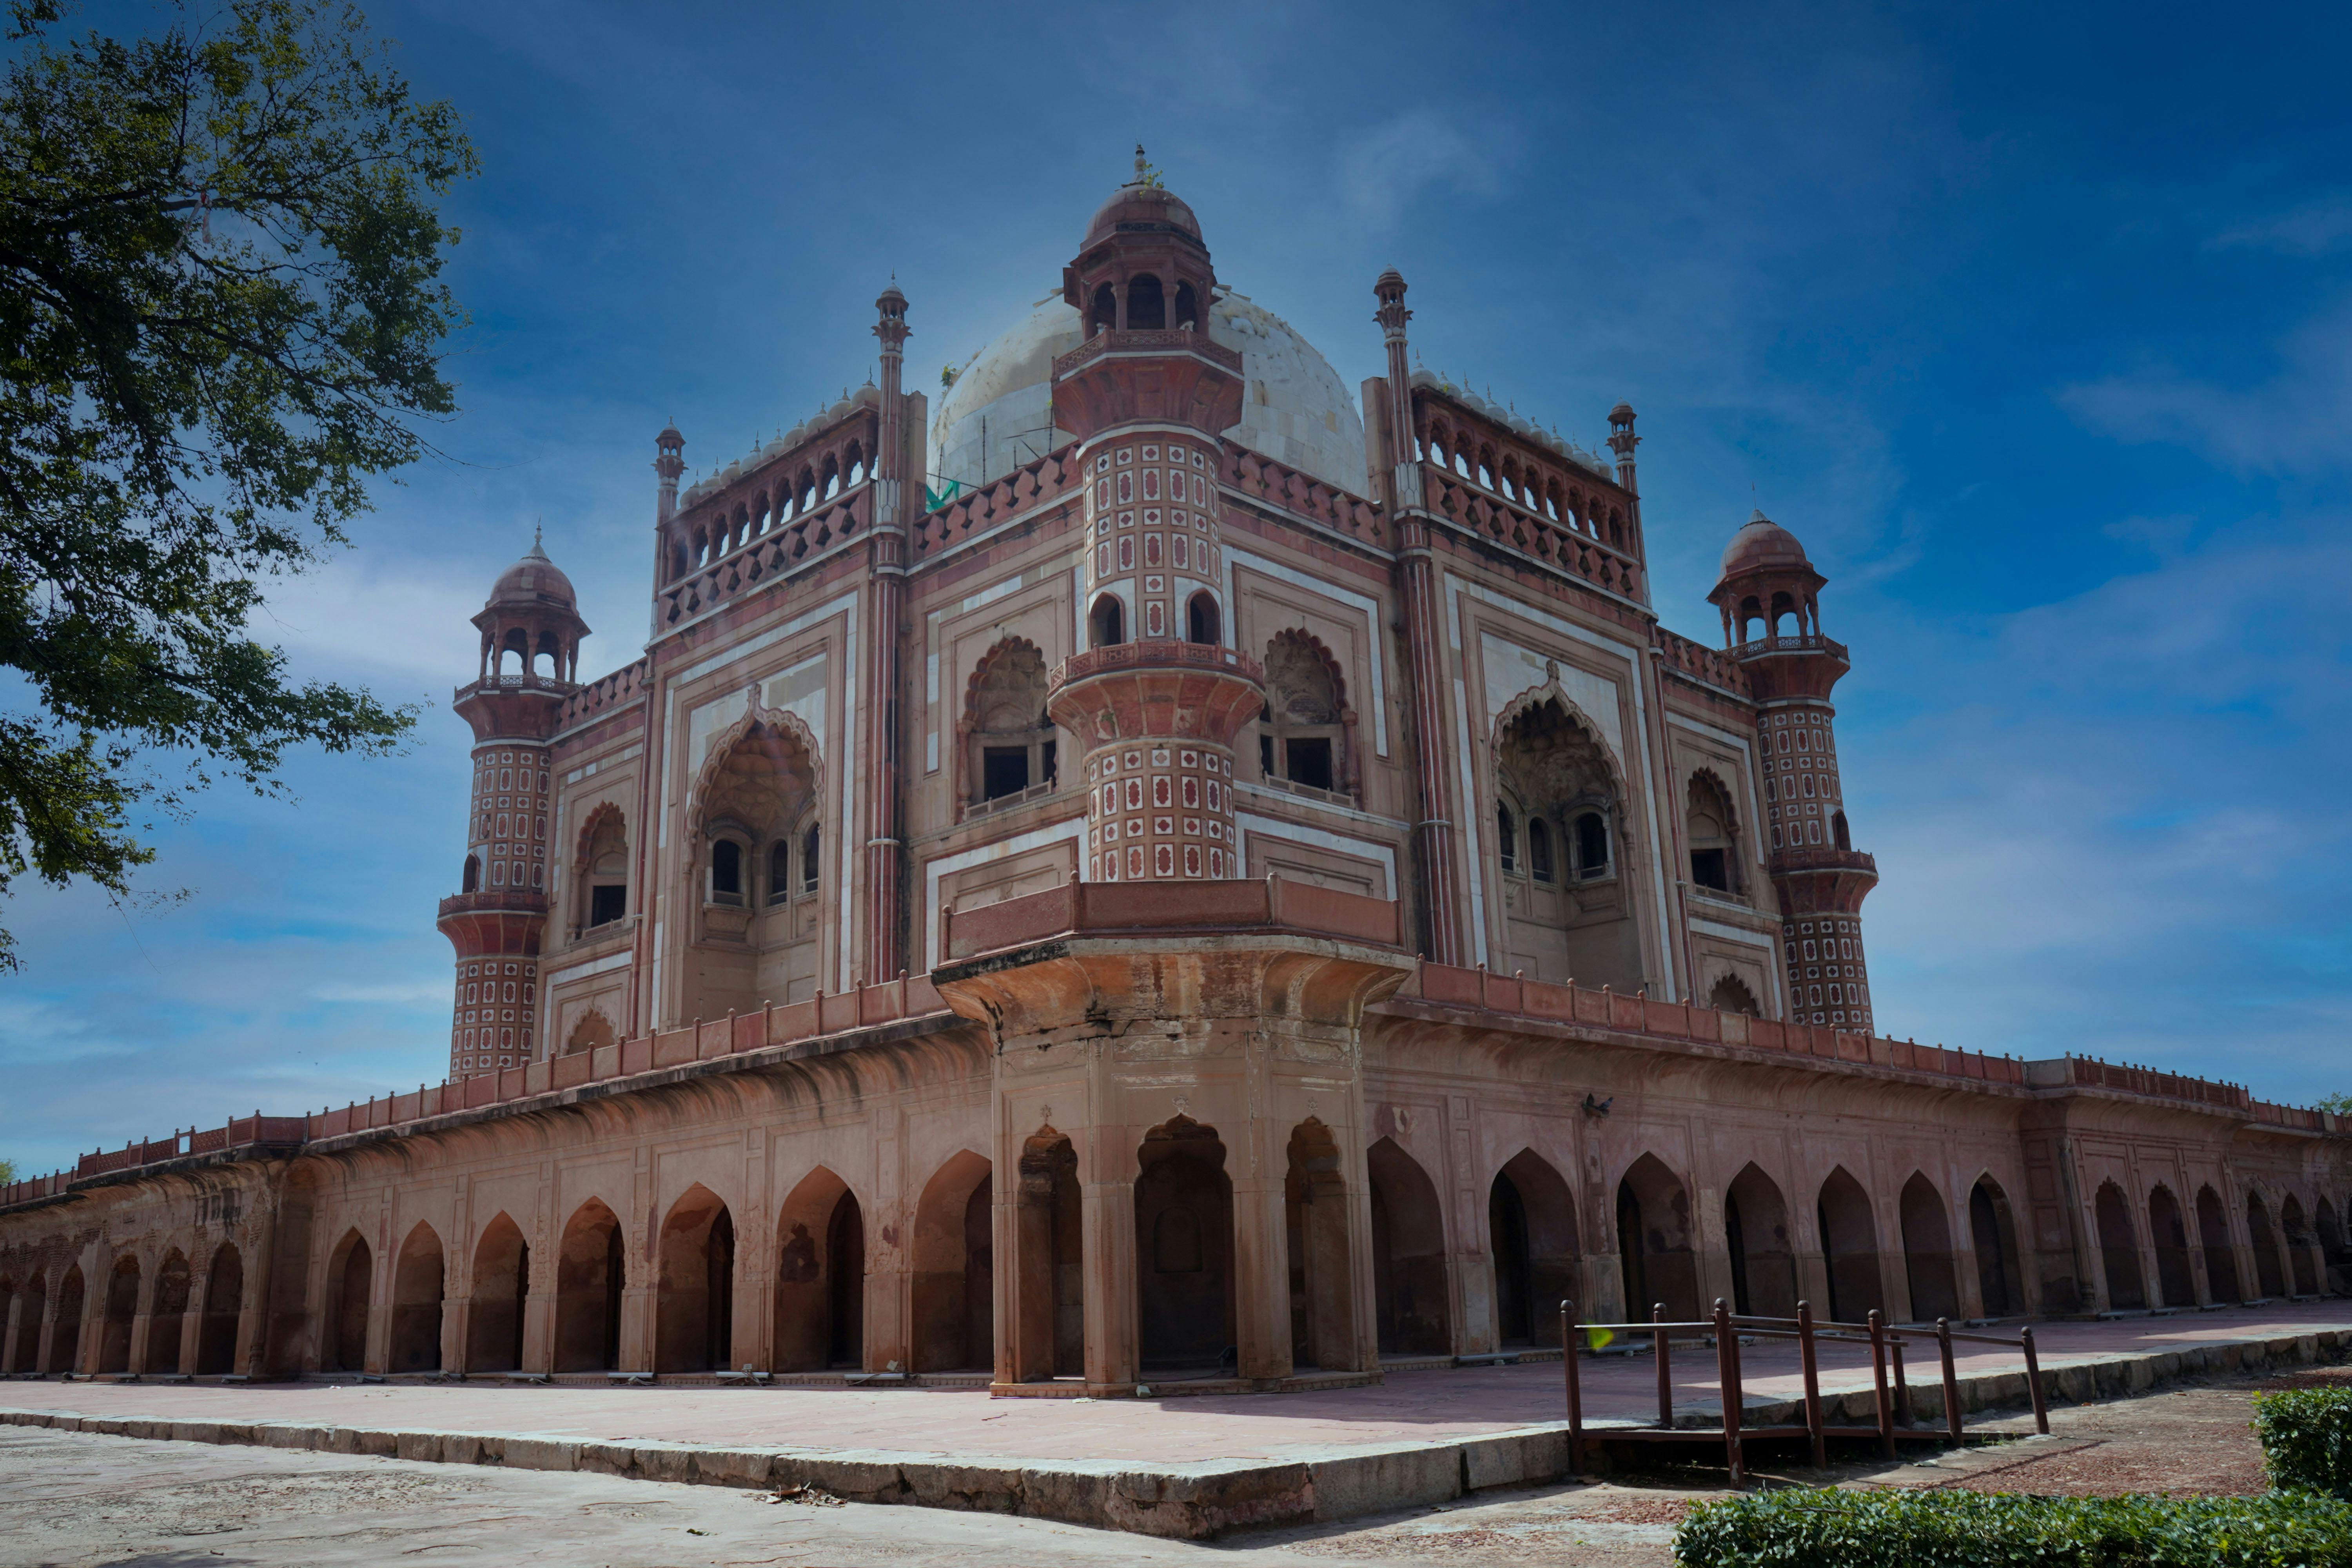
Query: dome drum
1049 330 1245 446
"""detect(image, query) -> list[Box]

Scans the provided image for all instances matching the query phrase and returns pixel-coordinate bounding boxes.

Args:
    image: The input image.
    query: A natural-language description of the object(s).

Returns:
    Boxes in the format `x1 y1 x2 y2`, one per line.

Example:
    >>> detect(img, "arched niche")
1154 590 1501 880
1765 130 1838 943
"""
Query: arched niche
553 1198 625 1373
1136 1117 1235 1373
1368 1136 1450 1356
910 1152 993 1374
654 1185 735 1374
1489 1149 1580 1347
1726 1163 1798 1319
1899 1173 1961 1322
468 1213 530 1373
774 1167 864 1373
1617 1153 1700 1324
390 1222 445 1374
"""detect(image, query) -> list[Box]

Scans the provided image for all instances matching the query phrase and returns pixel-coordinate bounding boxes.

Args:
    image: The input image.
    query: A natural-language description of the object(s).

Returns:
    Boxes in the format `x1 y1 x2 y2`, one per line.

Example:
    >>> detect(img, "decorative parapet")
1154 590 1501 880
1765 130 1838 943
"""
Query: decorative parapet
1221 448 1387 547
2 978 951 1209
435 890 549 922
1424 466 1644 600
1767 846 1878 878
913 448 1076 559
661 483 870 628
556 657 649 728
1655 626 1752 697
1730 633 1850 662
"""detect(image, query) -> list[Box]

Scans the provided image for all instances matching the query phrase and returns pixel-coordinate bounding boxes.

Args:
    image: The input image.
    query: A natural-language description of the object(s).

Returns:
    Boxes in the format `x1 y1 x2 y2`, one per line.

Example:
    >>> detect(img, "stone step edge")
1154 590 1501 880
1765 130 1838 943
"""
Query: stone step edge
2 1324 2344 1540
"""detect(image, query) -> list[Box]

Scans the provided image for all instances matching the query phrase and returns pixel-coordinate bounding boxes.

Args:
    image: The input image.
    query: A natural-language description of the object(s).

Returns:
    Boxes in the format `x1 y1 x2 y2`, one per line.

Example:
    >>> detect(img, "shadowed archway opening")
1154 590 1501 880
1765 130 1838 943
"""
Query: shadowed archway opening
2281 1196 2319 1296
1490 1150 1579 1347
912 1152 992 1373
2149 1187 2195 1308
198 1243 242 1374
2196 1186 2242 1303
327 1234 371 1372
655 1186 734 1374
2094 1181 2146 1310
1900 1174 1961 1322
1617 1154 1699 1324
1970 1178 2024 1316
1816 1167 1884 1324
1286 1119 1359 1371
391 1223 445 1373
468 1214 530 1372
1136 1116 1235 1374
775 1167 864 1372
98 1254 140 1374
1726 1163 1798 1319
2320 1198 2348 1295
2247 1194 2287 1299
49 1265 83 1373
554 1200 624 1372
13 1271 46 1373
1011 1128 1082 1382
145 1250 191 1374
1369 1136 1450 1356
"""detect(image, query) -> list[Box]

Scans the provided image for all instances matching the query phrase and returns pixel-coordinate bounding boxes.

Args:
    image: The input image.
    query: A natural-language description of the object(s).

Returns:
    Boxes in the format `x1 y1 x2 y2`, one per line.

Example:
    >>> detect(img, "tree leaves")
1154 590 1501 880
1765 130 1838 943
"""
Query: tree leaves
0 0 475 965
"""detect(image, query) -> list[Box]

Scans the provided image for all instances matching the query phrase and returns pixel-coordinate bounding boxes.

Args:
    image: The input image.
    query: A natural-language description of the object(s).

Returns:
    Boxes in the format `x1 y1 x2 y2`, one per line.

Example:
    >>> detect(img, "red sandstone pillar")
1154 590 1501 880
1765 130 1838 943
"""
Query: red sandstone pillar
861 285 912 984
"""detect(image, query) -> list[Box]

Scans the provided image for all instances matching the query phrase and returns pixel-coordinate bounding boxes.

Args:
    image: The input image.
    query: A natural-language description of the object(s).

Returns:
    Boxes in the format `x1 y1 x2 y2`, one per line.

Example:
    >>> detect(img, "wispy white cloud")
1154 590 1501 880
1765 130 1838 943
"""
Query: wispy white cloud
1339 109 1504 229
2210 194 2352 256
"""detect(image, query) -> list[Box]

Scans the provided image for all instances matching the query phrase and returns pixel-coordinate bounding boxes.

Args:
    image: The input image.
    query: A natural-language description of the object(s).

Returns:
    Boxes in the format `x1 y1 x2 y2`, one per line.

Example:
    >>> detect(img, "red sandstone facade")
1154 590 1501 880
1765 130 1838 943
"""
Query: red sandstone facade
2 165 2345 1388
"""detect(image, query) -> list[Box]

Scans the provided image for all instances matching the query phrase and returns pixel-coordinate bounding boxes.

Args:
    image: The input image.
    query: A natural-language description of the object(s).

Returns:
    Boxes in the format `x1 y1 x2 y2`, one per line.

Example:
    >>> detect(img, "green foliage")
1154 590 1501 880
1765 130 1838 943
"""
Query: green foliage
0 1156 14 1183
2316 1093 2352 1116
2258 1387 2352 1501
0 0 476 965
1673 1486 2352 1567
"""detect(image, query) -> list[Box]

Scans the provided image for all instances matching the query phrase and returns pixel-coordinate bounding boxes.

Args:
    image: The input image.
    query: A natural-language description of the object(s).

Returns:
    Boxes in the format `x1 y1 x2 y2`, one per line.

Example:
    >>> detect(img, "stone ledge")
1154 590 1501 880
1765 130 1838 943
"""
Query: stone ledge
5 1323 2344 1539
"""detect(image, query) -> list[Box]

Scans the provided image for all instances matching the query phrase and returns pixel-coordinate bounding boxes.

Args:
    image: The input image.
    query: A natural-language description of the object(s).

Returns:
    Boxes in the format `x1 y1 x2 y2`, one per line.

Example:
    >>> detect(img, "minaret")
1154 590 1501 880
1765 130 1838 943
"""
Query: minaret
1372 268 1463 965
862 283 911 980
437 533 589 1079
1049 152 1263 881
1707 511 1877 1031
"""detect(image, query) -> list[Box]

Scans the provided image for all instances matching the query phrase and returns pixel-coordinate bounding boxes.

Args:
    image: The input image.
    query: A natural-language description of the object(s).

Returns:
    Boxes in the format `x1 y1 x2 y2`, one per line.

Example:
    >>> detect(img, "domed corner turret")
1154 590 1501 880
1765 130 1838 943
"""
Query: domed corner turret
1707 508 1830 655
1061 146 1220 345
469 528 592 692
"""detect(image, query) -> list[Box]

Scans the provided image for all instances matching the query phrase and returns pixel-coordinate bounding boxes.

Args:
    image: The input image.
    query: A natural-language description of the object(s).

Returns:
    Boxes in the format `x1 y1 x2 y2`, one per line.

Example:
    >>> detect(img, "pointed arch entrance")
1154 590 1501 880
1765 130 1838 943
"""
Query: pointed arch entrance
9 1272 41 1374
146 1249 192 1374
1899 1174 1961 1322
390 1223 446 1373
327 1234 371 1372
911 1152 992 1373
2247 1193 2286 1298
554 1199 624 1372
2148 1187 2194 1307
1725 1163 1798 1319
1489 1149 1580 1346
97 1254 140 1374
1815 1167 1884 1323
655 1186 734 1374
2196 1186 2241 1303
1369 1136 1450 1355
1617 1154 1699 1323
1286 1119 1360 1371
1009 1128 1082 1382
198 1243 243 1374
1136 1117 1235 1373
775 1167 864 1372
468 1214 530 1372
49 1265 84 1374
2093 1181 2146 1310
1969 1178 2024 1316
2281 1196 2319 1296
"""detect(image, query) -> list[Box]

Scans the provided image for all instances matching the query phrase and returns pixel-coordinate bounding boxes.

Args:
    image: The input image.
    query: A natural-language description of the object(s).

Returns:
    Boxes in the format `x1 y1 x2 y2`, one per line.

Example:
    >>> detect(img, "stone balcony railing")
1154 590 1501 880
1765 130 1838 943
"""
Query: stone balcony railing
1767 846 1878 879
1424 465 1645 601
660 481 870 628
1730 633 1850 661
557 657 650 729
1051 328 1244 380
1048 638 1263 691
435 890 550 922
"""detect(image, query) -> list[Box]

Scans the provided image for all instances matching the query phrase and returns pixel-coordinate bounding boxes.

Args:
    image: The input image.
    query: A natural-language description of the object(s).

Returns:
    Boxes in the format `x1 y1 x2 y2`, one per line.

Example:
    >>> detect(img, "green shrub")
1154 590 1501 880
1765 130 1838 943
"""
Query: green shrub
2259 1388 2352 1501
1673 1486 2352 1567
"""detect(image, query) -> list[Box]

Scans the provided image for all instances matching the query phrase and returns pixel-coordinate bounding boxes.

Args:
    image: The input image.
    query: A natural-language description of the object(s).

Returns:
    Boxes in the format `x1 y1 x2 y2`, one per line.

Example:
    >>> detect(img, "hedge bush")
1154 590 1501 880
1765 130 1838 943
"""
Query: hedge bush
1673 1487 2352 1567
2258 1388 2352 1501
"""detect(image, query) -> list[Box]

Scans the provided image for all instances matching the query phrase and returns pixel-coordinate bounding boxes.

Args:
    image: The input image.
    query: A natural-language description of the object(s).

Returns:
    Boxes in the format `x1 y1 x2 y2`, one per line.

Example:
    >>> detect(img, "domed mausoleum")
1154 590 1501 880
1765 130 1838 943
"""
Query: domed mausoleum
5 155 2339 1428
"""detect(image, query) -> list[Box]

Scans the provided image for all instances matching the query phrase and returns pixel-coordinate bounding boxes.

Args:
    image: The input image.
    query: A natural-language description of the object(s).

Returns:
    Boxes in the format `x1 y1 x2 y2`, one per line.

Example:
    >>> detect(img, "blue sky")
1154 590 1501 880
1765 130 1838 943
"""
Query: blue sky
6 0 2349 1175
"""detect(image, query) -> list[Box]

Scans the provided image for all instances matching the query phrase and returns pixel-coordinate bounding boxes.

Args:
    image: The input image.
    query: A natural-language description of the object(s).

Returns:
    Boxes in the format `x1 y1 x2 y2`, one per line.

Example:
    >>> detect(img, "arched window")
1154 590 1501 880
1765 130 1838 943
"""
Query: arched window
1832 810 1851 851
1528 818 1555 882
1174 280 1199 330
1574 811 1610 879
710 839 743 906
1127 274 1165 330
1260 631 1346 795
1089 595 1125 648
1090 282 1116 336
965 640 1056 808
1496 803 1518 875
767 840 791 907
801 824 821 893
1185 591 1220 646
578 806 628 931
461 854 480 893
1686 774 1737 895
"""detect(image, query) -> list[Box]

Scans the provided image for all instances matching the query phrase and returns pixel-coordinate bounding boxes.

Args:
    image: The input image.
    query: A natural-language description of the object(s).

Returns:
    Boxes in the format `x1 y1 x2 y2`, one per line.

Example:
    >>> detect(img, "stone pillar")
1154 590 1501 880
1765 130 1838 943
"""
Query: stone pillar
861 284 911 985
176 1275 205 1376
521 1241 556 1374
1082 1163 1139 1393
0 1291 20 1374
620 1283 654 1373
1230 1059 1291 1382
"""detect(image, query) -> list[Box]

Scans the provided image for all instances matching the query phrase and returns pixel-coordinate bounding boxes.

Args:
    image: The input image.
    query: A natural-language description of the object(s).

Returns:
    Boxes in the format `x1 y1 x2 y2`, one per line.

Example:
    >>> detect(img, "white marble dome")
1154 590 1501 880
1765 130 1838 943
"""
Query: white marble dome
928 289 1369 498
